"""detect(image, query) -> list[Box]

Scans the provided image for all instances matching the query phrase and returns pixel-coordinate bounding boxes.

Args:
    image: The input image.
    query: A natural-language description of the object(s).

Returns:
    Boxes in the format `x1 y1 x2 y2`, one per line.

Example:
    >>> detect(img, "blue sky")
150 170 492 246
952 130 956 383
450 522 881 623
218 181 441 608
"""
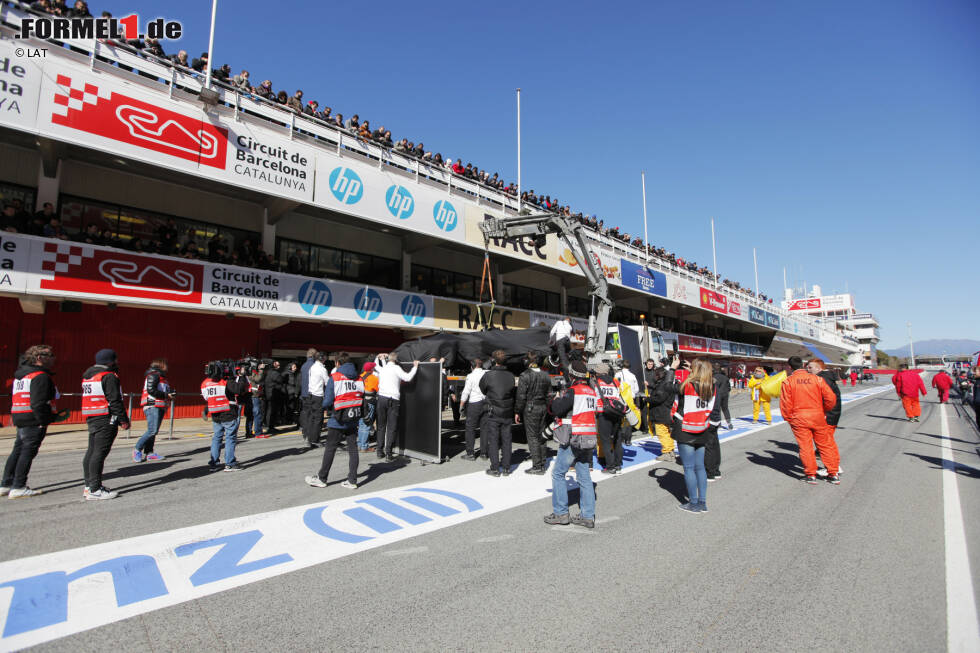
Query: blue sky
98 0 979 348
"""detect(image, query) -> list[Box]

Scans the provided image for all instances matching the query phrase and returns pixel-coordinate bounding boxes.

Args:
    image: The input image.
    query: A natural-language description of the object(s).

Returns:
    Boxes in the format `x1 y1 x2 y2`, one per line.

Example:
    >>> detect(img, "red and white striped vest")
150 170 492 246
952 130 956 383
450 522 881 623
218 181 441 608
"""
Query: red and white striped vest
82 371 117 416
560 384 599 436
141 373 170 408
331 372 364 410
676 383 717 433
201 379 232 414
594 377 619 409
11 371 44 414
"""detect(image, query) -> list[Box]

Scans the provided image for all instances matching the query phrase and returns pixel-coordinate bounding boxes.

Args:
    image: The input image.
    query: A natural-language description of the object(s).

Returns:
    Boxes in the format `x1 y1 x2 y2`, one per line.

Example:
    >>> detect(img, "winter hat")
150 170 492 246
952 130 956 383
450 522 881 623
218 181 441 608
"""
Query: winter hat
594 362 611 376
569 361 589 379
363 362 376 372
95 348 117 365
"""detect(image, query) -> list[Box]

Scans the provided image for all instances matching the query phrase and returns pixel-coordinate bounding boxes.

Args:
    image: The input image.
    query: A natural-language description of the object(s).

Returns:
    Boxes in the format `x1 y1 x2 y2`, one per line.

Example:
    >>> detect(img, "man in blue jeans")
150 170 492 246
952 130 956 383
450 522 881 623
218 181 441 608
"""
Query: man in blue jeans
201 365 245 471
544 361 598 528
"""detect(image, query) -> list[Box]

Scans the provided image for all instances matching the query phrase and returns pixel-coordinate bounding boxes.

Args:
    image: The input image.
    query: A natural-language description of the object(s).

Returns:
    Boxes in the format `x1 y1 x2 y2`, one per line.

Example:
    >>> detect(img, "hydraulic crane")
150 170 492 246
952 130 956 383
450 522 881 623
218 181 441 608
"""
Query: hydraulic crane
479 212 613 363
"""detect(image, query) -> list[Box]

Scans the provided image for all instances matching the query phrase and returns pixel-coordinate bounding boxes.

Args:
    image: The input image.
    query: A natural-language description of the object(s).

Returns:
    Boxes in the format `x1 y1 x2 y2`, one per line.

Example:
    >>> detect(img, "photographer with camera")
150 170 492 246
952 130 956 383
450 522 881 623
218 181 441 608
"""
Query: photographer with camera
515 352 551 475
81 349 130 500
264 360 284 434
202 360 246 471
306 353 362 490
133 358 175 462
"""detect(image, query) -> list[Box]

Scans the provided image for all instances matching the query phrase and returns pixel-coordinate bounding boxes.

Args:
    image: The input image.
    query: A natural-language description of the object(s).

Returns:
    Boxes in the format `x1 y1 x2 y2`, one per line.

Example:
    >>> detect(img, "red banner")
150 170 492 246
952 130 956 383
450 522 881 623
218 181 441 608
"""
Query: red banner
38 241 204 304
787 298 821 311
728 300 742 317
678 335 707 352
699 287 727 313
51 74 228 169
708 339 722 353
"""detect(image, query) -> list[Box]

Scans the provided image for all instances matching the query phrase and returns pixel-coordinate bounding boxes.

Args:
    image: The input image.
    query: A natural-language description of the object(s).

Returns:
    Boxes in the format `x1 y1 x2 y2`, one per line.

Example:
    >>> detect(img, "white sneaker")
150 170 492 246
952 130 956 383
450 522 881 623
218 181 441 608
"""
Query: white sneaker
86 487 118 500
9 487 43 499
340 480 358 490
0 486 10 497
305 475 327 488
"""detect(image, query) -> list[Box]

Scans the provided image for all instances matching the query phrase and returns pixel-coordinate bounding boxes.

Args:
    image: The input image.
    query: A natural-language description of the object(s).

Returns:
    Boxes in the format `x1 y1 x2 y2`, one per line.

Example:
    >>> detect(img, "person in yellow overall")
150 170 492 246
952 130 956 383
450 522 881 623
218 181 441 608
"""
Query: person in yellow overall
747 367 772 424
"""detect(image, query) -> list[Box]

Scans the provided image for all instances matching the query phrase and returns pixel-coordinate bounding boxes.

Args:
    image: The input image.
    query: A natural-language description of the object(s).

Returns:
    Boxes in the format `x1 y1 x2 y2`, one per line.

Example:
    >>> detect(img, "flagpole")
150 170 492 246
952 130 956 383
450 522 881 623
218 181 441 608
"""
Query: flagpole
516 88 521 213
710 217 718 287
753 247 759 296
204 0 218 88
641 170 649 264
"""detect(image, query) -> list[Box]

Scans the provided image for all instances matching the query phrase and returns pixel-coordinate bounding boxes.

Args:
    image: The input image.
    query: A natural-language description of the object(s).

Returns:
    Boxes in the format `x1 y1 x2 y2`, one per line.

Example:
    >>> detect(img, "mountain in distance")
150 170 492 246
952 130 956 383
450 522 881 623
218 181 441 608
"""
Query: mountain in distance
881 339 980 357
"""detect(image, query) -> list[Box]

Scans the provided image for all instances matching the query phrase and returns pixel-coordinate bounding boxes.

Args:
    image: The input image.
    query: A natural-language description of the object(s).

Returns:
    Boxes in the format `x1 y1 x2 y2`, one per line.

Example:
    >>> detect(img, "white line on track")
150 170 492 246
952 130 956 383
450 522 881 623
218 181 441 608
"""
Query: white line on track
475 534 514 543
381 546 429 557
939 403 980 653
595 516 620 525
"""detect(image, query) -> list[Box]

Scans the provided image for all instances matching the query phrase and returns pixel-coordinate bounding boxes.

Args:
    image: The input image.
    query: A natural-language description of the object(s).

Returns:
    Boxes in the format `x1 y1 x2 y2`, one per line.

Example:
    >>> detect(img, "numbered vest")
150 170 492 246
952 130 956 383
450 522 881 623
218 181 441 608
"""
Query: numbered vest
11 371 43 414
594 378 619 405
200 379 232 414
331 372 364 409
140 373 170 408
677 383 717 433
568 384 599 436
82 371 118 416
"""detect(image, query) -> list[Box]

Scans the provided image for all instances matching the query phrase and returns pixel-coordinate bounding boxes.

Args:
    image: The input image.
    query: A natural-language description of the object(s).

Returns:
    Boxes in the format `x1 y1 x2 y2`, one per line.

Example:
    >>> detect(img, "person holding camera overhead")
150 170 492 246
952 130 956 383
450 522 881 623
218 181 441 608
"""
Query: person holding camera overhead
81 349 130 500
201 361 247 472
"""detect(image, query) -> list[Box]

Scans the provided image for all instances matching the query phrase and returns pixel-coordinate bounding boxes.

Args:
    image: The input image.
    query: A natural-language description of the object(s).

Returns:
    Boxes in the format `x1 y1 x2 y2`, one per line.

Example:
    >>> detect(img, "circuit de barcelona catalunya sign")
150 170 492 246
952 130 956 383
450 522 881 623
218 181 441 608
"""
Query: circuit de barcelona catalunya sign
0 233 434 329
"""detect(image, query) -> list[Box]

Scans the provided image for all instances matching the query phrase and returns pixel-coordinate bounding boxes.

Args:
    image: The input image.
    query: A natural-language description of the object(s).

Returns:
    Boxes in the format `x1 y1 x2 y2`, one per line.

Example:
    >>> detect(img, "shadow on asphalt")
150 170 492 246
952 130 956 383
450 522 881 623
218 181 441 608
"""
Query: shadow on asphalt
866 414 913 422
648 467 688 504
745 445 802 479
904 452 980 478
846 428 977 455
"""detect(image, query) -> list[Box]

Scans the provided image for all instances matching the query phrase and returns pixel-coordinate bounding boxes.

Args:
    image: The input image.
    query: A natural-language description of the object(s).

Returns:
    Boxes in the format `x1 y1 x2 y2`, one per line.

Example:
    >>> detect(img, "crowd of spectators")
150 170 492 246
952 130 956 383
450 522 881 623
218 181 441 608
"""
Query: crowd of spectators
19 0 773 305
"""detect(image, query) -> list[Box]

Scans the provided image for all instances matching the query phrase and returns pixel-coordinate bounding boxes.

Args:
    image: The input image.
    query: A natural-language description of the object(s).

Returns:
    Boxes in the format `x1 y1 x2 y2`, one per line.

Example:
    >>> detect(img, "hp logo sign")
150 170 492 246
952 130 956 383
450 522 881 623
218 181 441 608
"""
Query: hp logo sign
328 167 363 204
433 200 458 232
354 287 383 321
298 280 332 315
401 294 426 325
385 185 414 219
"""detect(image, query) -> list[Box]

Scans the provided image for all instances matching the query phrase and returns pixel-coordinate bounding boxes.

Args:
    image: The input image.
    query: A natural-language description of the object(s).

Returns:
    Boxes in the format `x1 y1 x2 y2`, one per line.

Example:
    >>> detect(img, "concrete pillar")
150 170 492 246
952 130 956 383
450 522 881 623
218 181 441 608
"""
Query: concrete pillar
35 160 60 210
492 263 502 303
401 250 412 291
560 285 568 315
262 207 276 256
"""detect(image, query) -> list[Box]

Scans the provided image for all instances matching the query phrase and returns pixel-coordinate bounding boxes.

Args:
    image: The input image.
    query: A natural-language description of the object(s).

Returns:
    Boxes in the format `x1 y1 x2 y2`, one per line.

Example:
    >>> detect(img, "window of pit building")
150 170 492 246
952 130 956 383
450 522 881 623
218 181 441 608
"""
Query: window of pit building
566 295 591 319
278 238 399 289
58 195 257 253
411 264 480 301
0 181 36 213
502 283 561 313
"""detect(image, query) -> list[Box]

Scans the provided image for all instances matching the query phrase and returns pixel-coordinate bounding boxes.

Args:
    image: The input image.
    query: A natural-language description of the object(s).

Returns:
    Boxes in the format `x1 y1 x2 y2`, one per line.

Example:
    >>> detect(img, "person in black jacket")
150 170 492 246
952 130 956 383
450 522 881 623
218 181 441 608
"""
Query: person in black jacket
264 360 283 433
712 363 733 430
515 352 552 475
82 349 130 500
479 350 516 477
641 358 658 433
649 364 678 462
285 362 301 425
704 363 730 482
133 358 174 462
2 345 58 498
809 359 843 477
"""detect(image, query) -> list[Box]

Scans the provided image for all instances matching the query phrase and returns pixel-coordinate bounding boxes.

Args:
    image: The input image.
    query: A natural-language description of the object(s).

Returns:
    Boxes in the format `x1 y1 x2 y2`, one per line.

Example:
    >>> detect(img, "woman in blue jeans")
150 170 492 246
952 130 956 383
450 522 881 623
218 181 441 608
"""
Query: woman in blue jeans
133 359 174 462
671 358 721 514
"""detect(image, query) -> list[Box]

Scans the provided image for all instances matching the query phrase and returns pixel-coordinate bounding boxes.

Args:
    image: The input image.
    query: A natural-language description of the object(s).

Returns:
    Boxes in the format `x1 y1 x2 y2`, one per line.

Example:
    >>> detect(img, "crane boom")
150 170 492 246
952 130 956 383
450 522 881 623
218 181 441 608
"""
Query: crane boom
479 212 613 361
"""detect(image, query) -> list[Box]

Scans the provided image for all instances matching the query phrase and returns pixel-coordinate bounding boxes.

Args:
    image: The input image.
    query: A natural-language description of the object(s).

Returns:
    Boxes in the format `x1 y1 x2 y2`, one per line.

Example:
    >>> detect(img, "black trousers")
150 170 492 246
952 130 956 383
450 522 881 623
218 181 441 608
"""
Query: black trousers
307 397 324 444
2 425 47 489
485 417 512 471
719 395 731 425
704 425 721 477
450 396 461 426
376 396 400 456
556 338 571 373
265 392 282 430
83 416 119 491
318 427 358 484
523 402 549 469
464 400 487 456
597 414 622 469
973 402 980 430
300 395 317 443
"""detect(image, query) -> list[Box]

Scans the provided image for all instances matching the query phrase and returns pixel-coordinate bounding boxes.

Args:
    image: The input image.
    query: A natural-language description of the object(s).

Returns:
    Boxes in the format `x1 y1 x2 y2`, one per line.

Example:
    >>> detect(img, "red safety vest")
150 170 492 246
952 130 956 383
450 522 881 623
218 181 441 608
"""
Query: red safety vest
675 383 717 434
560 383 599 436
201 378 232 414
594 377 619 409
331 372 364 410
82 371 118 416
140 372 170 408
11 371 45 414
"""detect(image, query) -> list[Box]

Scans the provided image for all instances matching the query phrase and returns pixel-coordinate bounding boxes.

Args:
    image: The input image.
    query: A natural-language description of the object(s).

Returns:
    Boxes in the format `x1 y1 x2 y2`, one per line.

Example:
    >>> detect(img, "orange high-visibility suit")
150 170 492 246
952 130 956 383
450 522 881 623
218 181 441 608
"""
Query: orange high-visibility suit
780 369 839 477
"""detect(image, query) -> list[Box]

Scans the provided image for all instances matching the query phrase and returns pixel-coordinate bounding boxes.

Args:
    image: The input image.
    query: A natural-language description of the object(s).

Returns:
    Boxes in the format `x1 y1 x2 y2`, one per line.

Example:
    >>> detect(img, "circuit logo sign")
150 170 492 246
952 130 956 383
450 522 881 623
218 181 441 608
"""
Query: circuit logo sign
385 185 414 219
433 200 458 232
298 280 332 316
18 14 182 41
401 295 426 325
354 287 382 320
328 167 363 204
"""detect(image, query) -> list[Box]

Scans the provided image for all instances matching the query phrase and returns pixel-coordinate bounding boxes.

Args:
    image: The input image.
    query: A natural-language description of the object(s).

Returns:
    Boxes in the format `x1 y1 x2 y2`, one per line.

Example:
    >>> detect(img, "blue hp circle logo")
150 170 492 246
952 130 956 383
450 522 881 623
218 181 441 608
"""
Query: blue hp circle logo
401 294 426 325
328 167 363 204
298 280 332 316
433 200 458 231
354 287 383 321
385 185 414 219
